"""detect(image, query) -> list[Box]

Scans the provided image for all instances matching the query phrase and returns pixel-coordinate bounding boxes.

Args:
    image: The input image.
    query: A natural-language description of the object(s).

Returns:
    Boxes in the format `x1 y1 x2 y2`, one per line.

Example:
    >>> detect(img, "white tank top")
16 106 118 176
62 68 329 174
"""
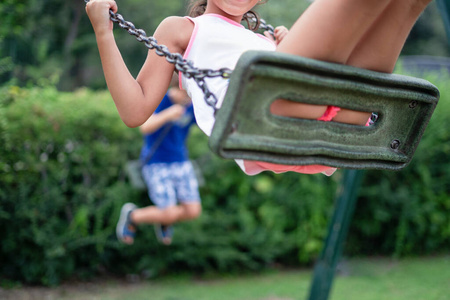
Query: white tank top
180 14 276 136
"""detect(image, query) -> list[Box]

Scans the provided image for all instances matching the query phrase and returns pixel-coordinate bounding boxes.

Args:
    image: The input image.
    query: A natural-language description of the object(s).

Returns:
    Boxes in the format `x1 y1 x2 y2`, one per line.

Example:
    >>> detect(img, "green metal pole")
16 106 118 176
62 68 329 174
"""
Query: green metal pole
307 169 364 300
437 0 450 46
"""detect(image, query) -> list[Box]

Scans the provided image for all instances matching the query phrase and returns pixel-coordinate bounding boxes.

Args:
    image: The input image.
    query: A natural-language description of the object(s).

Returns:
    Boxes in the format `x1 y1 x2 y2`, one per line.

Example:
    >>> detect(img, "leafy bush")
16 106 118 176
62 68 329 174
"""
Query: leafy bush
0 85 143 285
347 73 450 257
0 76 449 285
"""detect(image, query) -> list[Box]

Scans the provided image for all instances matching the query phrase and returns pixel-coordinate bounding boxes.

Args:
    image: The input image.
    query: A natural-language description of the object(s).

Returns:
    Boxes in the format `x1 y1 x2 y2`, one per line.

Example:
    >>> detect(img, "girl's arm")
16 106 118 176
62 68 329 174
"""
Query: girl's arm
139 104 185 134
85 0 193 127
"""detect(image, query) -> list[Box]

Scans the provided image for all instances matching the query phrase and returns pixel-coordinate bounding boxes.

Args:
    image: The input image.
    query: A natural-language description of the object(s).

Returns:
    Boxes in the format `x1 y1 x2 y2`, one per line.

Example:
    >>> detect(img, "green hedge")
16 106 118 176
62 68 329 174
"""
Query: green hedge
348 73 450 257
0 86 143 285
0 77 449 286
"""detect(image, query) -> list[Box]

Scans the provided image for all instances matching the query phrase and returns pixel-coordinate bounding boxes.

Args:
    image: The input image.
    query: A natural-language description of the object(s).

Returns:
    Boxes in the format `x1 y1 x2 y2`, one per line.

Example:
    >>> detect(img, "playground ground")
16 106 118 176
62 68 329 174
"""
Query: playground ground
1 255 449 300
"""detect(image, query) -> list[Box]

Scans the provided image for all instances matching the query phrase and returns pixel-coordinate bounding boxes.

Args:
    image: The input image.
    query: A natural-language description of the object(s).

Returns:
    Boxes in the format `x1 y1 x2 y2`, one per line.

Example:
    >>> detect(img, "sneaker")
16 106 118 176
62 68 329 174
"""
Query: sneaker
154 224 173 245
116 203 138 244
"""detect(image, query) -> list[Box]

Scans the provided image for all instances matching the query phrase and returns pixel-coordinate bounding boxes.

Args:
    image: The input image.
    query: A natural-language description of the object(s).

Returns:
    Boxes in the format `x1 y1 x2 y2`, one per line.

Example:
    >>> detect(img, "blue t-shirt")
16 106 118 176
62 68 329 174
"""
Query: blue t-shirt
140 93 196 164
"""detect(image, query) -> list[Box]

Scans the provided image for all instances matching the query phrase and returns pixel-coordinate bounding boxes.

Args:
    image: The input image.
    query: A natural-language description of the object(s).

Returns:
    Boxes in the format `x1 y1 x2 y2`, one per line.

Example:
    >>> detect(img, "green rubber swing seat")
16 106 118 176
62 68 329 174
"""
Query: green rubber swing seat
208 51 440 170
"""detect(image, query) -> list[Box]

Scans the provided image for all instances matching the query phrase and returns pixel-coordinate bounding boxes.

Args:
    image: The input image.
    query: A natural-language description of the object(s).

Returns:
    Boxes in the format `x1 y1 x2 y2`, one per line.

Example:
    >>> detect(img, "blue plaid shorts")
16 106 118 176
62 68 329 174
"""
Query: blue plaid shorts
141 161 201 209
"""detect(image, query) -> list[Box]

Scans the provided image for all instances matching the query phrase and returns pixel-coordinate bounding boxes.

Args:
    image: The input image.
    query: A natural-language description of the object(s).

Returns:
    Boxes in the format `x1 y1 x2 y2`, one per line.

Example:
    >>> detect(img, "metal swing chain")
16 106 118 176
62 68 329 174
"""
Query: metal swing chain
84 0 274 111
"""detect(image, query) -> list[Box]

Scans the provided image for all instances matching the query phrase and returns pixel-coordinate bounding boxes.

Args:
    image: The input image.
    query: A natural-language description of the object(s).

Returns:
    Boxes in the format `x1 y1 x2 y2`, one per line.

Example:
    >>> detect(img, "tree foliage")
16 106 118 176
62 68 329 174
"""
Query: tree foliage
0 0 186 89
1 0 449 90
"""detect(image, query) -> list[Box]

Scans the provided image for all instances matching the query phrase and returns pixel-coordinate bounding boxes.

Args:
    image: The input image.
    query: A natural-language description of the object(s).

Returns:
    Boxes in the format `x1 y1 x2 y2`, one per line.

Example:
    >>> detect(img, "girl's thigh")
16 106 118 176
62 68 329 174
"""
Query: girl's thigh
276 0 392 63
332 109 371 126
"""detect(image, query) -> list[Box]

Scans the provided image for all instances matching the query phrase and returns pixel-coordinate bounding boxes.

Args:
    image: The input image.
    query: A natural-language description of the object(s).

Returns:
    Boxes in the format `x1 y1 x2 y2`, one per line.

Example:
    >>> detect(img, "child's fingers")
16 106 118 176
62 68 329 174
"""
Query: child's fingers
86 0 118 15
274 26 289 44
274 26 289 37
276 31 288 43
109 0 118 13
86 0 118 32
274 26 288 33
264 31 275 42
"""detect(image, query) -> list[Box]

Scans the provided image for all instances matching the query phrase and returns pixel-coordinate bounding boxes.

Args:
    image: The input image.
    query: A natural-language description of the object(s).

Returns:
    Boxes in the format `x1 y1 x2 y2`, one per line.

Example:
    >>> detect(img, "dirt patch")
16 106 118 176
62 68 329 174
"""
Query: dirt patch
0 278 142 300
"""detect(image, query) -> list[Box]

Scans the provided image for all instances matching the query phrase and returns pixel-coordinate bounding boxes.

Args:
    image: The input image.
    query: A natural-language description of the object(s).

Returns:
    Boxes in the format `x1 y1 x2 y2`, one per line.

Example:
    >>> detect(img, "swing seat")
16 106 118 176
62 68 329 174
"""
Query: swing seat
209 51 439 170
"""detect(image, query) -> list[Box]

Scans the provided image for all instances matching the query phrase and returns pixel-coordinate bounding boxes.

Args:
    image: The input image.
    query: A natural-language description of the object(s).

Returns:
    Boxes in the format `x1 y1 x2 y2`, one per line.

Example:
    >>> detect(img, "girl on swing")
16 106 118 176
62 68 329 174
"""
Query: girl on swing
86 0 433 176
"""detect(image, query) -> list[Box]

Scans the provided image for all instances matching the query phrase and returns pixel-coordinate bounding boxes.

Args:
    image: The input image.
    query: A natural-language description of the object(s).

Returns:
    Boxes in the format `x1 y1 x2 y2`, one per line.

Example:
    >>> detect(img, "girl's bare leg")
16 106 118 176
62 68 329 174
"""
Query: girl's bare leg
271 0 431 125
252 0 433 174
271 0 392 121
333 0 433 124
277 0 391 62
346 0 433 72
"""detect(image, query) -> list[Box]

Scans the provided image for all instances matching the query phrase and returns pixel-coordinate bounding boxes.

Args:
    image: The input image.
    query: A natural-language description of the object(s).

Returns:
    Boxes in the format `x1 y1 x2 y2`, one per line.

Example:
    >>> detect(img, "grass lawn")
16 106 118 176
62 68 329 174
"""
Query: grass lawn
1 256 449 300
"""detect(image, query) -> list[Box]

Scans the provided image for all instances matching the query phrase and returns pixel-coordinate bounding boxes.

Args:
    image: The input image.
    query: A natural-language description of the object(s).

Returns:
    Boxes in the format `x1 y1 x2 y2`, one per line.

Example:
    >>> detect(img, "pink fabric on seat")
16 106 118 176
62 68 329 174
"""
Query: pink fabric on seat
242 106 345 176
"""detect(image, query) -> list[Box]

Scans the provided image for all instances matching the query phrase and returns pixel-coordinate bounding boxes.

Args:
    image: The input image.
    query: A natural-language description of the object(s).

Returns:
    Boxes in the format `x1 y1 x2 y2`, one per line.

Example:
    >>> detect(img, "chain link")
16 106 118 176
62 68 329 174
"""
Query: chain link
244 12 275 36
85 0 274 111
